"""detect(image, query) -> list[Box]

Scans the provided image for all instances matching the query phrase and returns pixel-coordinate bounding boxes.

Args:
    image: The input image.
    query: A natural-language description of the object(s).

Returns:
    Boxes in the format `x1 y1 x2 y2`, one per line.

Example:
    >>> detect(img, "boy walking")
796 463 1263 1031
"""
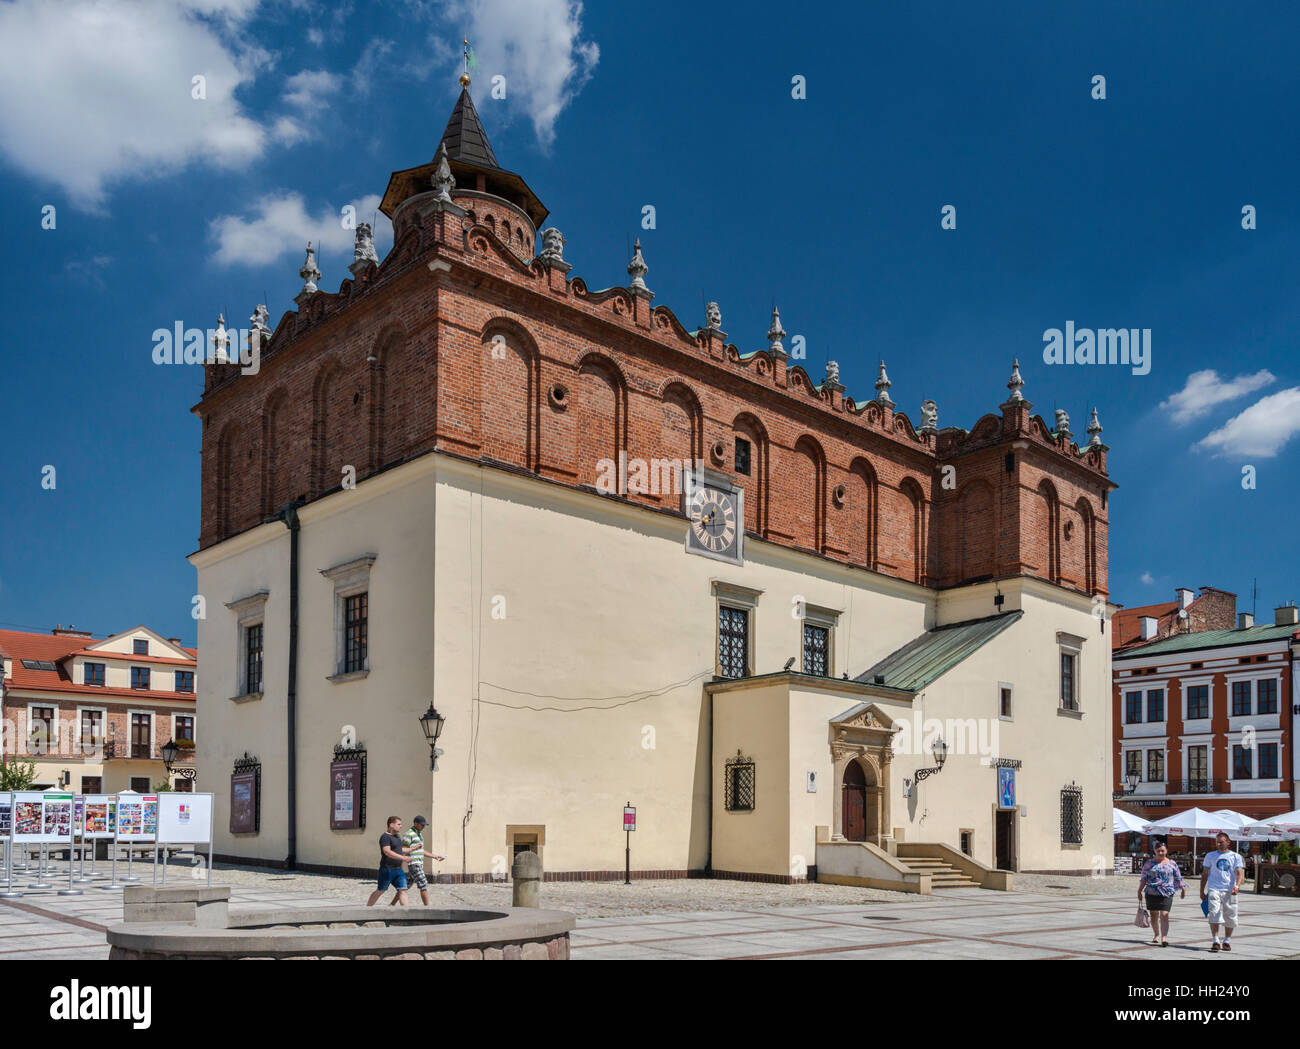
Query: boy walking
366 816 410 907
397 815 445 906
1200 831 1245 951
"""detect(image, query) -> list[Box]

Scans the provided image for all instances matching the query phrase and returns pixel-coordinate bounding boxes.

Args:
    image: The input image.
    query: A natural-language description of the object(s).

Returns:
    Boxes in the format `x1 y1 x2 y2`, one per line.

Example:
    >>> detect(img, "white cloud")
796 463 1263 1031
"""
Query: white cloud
0 0 273 209
1196 388 1300 458
284 69 342 108
1160 368 1276 425
209 192 393 271
1140 571 1155 586
440 0 598 147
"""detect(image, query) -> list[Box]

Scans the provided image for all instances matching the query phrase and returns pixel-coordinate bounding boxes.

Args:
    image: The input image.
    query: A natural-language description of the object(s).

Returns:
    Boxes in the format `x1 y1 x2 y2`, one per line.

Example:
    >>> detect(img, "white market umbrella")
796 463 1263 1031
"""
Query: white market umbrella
1246 809 1300 835
1143 808 1242 866
1113 808 1148 834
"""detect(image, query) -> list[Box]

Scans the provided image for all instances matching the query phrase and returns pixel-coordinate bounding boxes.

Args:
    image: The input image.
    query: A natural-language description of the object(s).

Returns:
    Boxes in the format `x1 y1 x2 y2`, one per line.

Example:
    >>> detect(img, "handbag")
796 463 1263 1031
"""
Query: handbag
1134 904 1151 929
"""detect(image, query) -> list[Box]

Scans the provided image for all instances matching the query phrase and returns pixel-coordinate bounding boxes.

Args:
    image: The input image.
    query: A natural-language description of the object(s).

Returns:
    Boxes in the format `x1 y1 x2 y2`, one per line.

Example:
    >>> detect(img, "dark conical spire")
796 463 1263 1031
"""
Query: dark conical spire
438 87 499 169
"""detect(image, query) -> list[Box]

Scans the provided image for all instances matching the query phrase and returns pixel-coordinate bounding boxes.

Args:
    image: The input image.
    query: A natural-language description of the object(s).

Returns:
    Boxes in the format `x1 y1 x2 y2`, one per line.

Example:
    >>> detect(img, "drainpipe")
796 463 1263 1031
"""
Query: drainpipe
279 500 303 870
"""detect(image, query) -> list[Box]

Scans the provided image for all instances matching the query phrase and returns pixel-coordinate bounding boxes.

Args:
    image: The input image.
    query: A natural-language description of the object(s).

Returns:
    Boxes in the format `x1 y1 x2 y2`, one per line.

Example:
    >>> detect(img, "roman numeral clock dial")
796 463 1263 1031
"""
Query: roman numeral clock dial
683 472 744 565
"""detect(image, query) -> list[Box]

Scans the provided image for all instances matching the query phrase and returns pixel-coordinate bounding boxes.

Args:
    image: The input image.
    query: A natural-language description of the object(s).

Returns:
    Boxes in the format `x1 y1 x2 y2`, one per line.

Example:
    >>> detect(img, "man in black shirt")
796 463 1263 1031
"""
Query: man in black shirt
366 815 410 906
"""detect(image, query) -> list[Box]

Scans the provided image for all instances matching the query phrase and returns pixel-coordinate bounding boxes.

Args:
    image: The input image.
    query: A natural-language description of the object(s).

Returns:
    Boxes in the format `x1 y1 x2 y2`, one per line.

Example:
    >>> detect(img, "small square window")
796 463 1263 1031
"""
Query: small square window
130 666 150 690
84 662 105 686
133 639 149 655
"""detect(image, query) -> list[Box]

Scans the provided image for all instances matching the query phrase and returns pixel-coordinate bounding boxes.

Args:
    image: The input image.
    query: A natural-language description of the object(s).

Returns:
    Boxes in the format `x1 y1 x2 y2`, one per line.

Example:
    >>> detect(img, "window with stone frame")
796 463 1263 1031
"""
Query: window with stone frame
245 624 264 695
1232 745 1253 780
802 622 829 677
226 590 270 700
1125 691 1142 724
1259 743 1279 779
1187 684 1210 720
718 606 749 679
1146 689 1164 722
1146 749 1164 783
724 752 755 812
1125 749 1141 780
1231 679 1252 716
321 555 376 680
1060 784 1083 846
1258 677 1278 714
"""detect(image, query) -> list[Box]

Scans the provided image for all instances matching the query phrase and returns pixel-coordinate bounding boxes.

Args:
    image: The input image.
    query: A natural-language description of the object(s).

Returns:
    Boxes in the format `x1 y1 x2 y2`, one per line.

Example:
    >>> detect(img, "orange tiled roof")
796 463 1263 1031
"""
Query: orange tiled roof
0 628 196 700
1112 602 1179 651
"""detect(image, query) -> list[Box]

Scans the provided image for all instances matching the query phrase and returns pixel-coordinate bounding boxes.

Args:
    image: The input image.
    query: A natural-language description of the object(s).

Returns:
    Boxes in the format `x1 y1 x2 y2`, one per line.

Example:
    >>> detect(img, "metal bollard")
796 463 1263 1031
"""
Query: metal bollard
511 850 542 908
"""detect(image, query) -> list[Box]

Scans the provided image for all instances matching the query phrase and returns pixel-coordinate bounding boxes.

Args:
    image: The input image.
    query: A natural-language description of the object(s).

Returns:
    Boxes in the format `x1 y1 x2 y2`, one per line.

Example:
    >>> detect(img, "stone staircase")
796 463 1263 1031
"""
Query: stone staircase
897 854 982 889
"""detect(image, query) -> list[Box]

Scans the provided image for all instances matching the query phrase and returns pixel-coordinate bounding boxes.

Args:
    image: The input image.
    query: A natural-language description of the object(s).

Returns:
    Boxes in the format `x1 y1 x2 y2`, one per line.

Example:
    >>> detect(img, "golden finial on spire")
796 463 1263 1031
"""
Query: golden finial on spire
460 37 471 87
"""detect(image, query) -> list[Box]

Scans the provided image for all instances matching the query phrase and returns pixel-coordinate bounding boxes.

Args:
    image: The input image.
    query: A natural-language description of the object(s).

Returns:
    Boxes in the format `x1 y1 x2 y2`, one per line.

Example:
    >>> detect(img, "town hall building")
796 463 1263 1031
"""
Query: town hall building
191 73 1118 886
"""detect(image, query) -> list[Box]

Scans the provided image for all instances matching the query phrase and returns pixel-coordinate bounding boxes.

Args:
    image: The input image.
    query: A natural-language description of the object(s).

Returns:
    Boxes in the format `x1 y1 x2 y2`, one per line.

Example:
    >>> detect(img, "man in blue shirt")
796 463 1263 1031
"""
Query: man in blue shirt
1199 831 1245 951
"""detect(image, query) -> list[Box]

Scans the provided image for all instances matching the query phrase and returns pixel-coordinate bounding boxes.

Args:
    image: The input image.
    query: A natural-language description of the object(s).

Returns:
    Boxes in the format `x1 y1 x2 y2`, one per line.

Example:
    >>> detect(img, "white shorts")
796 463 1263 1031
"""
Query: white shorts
1206 889 1238 929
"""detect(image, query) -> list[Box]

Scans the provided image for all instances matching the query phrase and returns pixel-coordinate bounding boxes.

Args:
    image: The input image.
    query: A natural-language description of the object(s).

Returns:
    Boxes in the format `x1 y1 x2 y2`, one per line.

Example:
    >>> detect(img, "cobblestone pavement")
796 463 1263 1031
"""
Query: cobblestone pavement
3 858 1297 960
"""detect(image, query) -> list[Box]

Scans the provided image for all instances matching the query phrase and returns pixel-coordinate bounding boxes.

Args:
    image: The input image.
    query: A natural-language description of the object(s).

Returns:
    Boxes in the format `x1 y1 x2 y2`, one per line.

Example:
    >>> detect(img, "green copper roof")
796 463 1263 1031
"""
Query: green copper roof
1114 621 1299 659
855 611 1023 693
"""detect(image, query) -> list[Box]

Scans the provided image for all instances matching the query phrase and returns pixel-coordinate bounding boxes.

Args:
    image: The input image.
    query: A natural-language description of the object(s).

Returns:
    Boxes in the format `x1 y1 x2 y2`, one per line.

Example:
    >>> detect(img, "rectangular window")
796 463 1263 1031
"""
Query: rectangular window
999 686 1012 718
1146 689 1164 722
1231 680 1252 716
130 712 151 759
1259 743 1279 779
960 831 972 855
1187 684 1209 720
1258 678 1278 714
1059 653 1076 710
718 606 749 679
1232 745 1253 780
1187 745 1208 792
1060 785 1083 846
1147 750 1164 782
174 779 194 793
80 776 102 794
133 639 149 655
344 592 368 674
84 662 105 686
1125 750 1141 778
174 715 195 743
130 666 150 690
129 776 151 793
802 623 829 677
723 755 755 812
1125 691 1142 724
734 437 751 476
245 623 264 695
29 706 55 754
174 670 194 693
80 709 103 751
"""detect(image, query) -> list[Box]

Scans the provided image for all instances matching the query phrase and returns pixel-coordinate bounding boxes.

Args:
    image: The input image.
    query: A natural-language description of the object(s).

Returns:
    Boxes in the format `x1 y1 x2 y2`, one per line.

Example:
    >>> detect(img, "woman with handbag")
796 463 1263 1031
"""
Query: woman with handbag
1138 840 1186 947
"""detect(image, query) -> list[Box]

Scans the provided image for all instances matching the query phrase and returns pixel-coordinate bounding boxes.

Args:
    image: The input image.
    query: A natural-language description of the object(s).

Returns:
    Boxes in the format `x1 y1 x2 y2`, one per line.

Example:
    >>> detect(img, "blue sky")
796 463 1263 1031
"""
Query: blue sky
2 0 1299 645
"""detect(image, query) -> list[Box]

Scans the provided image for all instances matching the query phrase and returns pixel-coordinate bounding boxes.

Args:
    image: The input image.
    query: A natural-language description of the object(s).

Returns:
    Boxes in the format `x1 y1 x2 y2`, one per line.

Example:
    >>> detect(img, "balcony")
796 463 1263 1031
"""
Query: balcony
103 740 163 761
1181 777 1232 795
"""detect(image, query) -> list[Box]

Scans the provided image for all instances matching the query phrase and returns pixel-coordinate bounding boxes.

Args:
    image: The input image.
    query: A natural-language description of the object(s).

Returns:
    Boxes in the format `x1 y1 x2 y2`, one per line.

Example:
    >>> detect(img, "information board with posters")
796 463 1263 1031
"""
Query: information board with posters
115 795 158 843
0 792 10 837
81 795 117 839
11 792 74 843
230 771 258 834
329 755 365 830
157 793 213 844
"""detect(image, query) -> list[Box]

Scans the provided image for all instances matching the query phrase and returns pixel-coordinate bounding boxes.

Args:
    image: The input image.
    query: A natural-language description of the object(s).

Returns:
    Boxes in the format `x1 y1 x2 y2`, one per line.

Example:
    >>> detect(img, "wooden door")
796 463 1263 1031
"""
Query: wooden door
842 762 867 842
131 713 151 759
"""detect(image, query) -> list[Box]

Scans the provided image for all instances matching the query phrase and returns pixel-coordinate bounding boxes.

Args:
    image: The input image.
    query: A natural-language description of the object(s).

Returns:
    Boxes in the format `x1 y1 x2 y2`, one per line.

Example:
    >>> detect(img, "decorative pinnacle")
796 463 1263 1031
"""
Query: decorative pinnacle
1006 358 1025 402
875 360 893 406
627 237 650 293
460 38 472 87
767 306 786 355
1086 406 1104 448
299 242 321 295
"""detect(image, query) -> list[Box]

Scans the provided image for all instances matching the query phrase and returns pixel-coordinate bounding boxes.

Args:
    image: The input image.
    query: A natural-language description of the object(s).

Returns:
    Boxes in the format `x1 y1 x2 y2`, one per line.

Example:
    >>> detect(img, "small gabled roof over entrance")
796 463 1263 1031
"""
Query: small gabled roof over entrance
855 611 1023 693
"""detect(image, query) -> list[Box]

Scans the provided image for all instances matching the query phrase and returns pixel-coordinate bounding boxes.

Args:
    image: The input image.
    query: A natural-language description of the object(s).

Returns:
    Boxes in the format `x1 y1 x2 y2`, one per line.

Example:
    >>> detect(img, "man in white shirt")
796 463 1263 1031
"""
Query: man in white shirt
1199 831 1245 952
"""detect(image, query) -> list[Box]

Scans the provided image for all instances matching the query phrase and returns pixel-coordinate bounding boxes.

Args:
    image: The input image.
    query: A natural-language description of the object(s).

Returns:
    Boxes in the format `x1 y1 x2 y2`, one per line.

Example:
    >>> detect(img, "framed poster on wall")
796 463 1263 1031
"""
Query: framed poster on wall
329 750 366 830
230 768 259 834
157 793 213 844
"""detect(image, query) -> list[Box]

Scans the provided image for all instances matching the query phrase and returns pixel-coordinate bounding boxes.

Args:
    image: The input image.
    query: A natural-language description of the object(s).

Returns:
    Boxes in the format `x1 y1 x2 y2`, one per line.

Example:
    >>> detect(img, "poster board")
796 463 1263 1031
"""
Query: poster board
230 771 258 834
11 792 74 843
73 796 84 837
0 792 10 837
157 793 213 844
115 794 158 843
330 755 365 830
81 795 117 839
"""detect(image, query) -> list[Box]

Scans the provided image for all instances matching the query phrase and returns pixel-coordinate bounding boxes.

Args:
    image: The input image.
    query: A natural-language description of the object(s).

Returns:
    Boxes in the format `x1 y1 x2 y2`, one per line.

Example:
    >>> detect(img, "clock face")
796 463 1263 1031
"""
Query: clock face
685 480 742 563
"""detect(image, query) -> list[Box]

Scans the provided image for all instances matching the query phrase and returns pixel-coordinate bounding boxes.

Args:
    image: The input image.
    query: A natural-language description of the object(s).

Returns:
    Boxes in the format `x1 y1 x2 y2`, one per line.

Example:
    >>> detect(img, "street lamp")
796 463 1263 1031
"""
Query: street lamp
913 735 949 785
1112 769 1140 799
160 739 197 782
419 703 446 771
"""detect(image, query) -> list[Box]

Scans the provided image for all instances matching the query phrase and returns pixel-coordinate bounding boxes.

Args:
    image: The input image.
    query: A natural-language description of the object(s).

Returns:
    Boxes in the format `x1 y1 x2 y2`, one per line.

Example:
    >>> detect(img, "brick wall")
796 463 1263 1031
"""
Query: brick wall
197 190 1113 597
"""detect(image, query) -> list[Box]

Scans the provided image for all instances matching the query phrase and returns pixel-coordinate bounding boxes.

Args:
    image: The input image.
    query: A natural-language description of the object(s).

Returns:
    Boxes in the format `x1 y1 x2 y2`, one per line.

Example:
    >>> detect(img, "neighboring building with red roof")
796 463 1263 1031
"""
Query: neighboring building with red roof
1112 586 1237 653
0 625 198 792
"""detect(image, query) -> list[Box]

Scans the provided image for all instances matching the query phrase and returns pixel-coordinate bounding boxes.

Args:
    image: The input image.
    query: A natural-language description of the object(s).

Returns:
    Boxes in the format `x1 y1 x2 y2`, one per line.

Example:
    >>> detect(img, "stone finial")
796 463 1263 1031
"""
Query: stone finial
1005 358 1025 403
296 242 321 306
1054 408 1072 441
210 313 230 364
538 227 566 264
249 304 270 344
1086 406 1104 448
875 360 893 406
627 237 650 294
825 360 840 387
919 399 938 434
767 306 787 357
432 142 456 203
705 301 722 331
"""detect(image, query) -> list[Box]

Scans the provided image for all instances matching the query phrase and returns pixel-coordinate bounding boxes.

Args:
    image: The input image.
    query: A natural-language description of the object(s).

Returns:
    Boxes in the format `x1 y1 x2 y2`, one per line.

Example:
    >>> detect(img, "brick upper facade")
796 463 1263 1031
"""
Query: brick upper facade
196 89 1115 597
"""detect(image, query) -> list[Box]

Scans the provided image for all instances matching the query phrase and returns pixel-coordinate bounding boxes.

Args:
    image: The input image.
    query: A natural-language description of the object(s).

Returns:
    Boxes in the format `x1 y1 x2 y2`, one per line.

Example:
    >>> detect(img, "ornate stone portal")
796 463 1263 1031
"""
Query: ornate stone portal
828 704 896 848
